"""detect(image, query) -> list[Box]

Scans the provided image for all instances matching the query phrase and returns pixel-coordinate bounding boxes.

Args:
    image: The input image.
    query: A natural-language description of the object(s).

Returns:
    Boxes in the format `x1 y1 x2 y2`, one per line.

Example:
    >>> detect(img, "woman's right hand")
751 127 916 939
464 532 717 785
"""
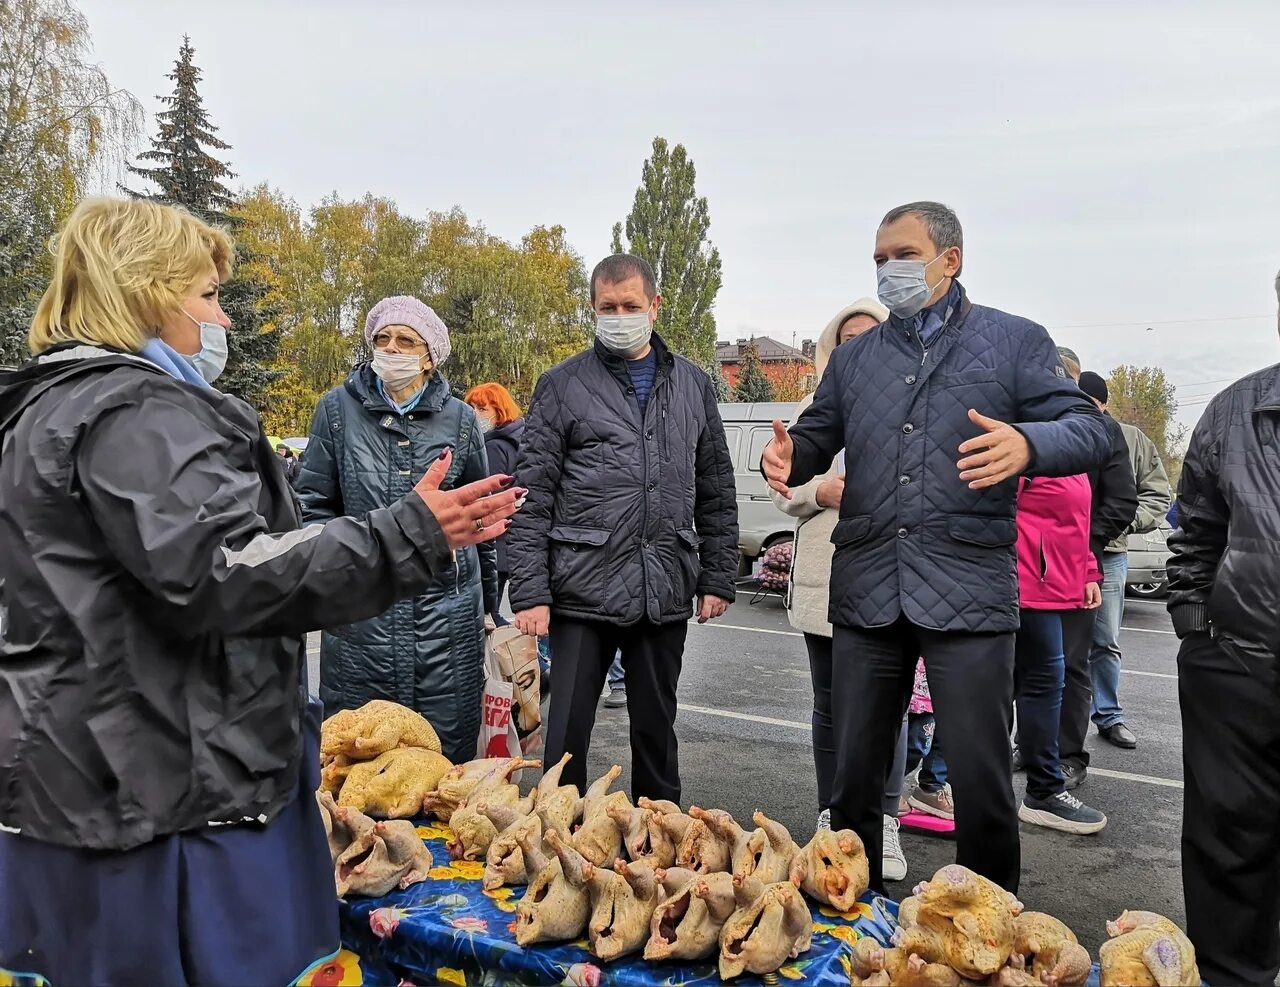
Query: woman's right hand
414 449 525 550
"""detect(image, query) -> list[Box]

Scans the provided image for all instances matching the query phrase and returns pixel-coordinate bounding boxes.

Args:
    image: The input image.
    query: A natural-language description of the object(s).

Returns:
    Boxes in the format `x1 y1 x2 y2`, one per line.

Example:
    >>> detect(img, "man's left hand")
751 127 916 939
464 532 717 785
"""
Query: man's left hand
957 409 1032 489
696 594 730 623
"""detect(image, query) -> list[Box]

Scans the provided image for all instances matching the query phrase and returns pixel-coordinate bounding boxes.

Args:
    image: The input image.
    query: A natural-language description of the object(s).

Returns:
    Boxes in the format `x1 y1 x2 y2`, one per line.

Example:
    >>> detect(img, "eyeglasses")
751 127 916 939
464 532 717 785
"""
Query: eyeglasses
372 332 427 353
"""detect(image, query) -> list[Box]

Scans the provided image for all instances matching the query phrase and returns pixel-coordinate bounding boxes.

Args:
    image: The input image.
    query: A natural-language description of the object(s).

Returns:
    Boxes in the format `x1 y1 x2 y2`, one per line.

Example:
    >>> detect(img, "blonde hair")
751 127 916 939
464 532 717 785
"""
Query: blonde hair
29 197 234 355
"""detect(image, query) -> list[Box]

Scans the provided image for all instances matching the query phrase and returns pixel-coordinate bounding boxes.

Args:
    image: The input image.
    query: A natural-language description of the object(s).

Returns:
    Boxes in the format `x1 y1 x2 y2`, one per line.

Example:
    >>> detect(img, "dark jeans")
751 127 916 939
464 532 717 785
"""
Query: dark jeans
546 618 687 803
1057 606 1099 771
1014 609 1067 801
805 633 906 818
907 714 949 792
1180 631 1280 987
829 617 1019 893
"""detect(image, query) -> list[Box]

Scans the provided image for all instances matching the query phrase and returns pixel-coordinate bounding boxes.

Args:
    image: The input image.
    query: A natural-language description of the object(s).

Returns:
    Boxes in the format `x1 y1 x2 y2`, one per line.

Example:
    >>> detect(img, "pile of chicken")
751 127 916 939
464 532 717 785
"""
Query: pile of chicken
852 863 1200 987
426 754 872 980
316 701 453 897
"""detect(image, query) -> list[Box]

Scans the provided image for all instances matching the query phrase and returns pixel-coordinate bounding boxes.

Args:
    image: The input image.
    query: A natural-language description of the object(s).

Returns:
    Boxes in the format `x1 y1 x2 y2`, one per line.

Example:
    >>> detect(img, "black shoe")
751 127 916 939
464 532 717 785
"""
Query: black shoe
1061 762 1086 791
1099 723 1137 749
1011 746 1025 772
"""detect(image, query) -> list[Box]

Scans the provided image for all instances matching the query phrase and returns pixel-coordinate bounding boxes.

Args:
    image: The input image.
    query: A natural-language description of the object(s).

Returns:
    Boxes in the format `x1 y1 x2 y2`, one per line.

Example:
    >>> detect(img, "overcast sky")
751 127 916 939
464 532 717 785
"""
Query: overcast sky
80 0 1280 428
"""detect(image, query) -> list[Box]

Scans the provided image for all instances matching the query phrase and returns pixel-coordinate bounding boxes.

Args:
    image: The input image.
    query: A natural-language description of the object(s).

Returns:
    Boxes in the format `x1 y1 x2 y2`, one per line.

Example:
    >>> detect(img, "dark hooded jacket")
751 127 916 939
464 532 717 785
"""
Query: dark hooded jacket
295 364 497 762
0 345 451 851
483 417 525 577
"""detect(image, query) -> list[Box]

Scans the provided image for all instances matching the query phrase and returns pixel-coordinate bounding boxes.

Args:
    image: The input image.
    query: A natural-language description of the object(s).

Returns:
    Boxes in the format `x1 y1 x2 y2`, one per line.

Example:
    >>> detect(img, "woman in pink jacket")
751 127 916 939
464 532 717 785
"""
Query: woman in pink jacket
1013 475 1109 834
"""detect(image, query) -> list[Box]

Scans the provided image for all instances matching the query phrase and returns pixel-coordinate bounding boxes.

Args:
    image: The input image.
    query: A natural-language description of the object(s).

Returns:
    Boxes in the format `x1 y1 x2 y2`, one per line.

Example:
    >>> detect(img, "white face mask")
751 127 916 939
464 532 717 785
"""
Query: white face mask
371 350 426 390
876 252 949 319
183 311 229 383
596 311 653 357
476 413 495 434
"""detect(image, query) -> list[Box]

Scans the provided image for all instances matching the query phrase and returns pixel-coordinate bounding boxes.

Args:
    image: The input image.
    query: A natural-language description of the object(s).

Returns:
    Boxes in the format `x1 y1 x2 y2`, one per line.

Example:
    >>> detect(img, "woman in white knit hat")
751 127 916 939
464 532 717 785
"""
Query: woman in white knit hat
770 297 916 882
296 296 499 761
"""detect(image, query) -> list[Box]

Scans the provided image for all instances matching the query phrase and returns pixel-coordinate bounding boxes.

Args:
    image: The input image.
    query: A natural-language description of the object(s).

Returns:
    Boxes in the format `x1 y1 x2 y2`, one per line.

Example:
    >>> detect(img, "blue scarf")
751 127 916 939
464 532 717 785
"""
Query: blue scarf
138 338 212 389
377 378 427 415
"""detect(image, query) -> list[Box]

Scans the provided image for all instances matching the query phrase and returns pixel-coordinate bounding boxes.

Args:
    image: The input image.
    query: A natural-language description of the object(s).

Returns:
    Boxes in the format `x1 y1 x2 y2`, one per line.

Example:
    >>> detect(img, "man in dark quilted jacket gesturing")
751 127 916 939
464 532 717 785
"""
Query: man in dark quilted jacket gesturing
762 202 1109 893
508 254 738 802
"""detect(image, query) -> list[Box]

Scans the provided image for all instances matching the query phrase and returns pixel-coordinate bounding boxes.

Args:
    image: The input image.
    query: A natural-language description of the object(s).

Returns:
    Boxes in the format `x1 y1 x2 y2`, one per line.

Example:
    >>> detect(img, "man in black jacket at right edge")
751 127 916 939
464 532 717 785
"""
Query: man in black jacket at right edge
1167 270 1280 987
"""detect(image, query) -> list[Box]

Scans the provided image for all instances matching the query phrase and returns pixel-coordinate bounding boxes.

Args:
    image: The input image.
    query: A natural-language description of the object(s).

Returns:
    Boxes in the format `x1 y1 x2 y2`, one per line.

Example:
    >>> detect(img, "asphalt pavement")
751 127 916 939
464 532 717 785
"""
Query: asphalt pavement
308 591 1184 957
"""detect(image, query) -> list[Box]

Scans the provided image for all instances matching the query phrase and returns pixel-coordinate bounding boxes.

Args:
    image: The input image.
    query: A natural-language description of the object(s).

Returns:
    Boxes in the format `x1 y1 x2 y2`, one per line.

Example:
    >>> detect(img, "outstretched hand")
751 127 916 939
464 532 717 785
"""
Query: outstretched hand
761 420 795 499
414 449 525 550
957 409 1032 489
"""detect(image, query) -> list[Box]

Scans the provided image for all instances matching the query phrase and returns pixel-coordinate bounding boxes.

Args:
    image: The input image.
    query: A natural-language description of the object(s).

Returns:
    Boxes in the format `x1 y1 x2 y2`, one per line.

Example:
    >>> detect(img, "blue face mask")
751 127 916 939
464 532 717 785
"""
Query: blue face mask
183 311 229 383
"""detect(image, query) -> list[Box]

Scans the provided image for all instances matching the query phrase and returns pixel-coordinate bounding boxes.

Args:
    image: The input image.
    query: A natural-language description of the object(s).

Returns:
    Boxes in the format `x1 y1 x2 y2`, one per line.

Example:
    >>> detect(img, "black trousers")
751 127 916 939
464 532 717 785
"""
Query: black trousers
545 617 686 803
1180 632 1280 987
831 616 1020 893
1057 606 1098 771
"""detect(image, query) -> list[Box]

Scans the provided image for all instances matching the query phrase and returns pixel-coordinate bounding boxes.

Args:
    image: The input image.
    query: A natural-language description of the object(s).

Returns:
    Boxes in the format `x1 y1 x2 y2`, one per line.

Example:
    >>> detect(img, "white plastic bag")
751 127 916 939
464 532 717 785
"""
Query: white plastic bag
477 626 544 780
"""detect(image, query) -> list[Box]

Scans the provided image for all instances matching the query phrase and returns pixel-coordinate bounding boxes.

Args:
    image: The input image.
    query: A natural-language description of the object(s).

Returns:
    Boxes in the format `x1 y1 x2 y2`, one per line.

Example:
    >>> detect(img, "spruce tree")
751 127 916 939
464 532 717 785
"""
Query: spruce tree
733 341 775 403
126 36 279 407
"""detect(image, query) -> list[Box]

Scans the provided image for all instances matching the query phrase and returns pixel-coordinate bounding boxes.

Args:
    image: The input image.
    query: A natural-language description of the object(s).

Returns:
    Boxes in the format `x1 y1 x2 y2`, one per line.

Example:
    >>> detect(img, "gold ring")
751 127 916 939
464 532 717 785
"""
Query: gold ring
474 519 485 532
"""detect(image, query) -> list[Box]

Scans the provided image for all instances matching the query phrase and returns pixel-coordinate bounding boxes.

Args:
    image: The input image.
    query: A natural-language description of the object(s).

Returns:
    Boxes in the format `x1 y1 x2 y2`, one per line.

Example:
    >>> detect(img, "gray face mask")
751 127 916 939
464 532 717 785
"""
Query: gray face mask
876 253 948 319
596 312 653 357
183 311 229 383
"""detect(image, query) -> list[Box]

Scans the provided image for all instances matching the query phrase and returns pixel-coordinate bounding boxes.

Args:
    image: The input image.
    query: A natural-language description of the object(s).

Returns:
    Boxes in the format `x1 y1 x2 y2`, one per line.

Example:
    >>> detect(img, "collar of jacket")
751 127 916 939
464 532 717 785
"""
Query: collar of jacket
346 362 450 416
884 280 973 340
1253 368 1280 414
592 330 675 387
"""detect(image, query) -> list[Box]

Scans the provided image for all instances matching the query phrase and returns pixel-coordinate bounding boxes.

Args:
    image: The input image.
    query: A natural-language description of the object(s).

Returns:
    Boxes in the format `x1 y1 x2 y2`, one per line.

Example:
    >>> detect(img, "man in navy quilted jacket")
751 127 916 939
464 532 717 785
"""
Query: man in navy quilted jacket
762 202 1109 893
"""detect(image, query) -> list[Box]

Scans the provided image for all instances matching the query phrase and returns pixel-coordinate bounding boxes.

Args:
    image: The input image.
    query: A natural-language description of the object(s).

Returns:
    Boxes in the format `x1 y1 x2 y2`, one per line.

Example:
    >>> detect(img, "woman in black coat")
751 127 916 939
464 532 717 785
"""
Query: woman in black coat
465 382 526 621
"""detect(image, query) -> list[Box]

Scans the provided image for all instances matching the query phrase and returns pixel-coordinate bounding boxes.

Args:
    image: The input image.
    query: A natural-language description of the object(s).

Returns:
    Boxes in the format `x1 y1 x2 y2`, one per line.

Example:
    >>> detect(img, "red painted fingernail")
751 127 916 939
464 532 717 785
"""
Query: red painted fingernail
437 449 449 461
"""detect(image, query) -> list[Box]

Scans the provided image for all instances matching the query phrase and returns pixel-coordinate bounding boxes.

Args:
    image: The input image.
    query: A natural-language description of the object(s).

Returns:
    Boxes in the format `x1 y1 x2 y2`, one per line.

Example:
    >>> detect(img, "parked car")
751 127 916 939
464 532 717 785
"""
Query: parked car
1125 524 1172 598
719 401 799 571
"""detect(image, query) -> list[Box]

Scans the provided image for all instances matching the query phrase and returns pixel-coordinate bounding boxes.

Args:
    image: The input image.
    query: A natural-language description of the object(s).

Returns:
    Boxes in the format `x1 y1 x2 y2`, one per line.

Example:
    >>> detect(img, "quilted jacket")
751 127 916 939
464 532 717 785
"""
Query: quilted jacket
296 365 497 762
507 333 739 626
1167 362 1280 662
483 417 525 576
786 283 1110 633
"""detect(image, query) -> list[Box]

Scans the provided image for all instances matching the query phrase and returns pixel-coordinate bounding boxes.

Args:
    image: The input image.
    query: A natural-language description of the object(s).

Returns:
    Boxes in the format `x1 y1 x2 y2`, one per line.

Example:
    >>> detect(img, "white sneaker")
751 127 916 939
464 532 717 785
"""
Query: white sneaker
882 815 908 882
816 808 831 831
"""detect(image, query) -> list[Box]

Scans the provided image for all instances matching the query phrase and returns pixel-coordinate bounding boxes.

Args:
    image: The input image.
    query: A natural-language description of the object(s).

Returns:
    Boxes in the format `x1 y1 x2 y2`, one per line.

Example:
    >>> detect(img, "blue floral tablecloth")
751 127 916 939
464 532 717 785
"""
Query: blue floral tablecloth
321 822 900 986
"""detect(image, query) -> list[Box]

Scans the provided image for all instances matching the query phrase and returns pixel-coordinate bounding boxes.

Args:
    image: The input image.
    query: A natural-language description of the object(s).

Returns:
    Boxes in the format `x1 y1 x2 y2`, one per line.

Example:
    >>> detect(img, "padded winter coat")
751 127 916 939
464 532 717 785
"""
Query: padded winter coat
507 334 739 625
1016 476 1102 610
296 365 497 762
786 283 1110 633
483 417 525 576
1167 362 1280 661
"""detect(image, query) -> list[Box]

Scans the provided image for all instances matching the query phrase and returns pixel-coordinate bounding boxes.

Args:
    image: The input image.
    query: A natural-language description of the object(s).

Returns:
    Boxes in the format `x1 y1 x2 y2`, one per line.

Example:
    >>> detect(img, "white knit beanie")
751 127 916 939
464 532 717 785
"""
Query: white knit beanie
364 296 451 366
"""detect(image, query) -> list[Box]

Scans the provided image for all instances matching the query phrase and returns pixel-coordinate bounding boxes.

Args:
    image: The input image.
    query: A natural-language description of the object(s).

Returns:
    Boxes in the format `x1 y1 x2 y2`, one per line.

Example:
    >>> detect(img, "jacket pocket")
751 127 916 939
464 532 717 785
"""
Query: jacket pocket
548 524 611 611
675 528 702 599
830 516 872 547
947 515 1017 548
549 525 612 549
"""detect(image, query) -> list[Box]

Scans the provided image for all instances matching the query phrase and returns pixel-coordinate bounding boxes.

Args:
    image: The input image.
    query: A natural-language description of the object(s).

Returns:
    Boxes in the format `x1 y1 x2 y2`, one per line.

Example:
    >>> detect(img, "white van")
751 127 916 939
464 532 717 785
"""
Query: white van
718 401 799 568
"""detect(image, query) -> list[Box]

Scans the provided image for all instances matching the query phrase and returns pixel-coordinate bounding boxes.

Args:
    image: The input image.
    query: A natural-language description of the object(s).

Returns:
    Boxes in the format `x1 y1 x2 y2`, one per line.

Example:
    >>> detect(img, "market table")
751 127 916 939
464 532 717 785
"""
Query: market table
315 821 901 986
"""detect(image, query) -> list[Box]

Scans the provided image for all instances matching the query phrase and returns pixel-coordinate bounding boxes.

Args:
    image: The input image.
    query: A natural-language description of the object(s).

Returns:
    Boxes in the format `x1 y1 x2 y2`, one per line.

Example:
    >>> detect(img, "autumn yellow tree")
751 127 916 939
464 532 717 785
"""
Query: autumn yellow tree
1106 364 1187 481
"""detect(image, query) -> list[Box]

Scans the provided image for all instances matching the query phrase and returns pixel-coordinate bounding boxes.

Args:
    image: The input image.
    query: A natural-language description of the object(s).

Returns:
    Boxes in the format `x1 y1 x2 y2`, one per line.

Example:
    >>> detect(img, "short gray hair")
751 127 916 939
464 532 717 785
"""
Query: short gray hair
880 201 964 276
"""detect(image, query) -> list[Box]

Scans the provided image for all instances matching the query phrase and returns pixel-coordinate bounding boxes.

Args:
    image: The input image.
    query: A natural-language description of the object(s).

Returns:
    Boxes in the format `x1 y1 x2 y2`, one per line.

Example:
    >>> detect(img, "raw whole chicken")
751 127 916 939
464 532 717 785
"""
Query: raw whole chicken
423 758 508 821
319 755 353 796
674 806 742 874
732 811 800 885
532 753 581 837
571 766 627 866
316 790 375 865
334 819 434 897
851 938 963 987
1099 911 1199 987
321 700 442 758
789 828 870 913
583 858 663 962
895 865 1022 980
480 802 542 890
1009 911 1092 987
515 827 592 946
718 872 813 980
608 801 678 870
337 746 453 818
446 757 539 861
645 867 737 962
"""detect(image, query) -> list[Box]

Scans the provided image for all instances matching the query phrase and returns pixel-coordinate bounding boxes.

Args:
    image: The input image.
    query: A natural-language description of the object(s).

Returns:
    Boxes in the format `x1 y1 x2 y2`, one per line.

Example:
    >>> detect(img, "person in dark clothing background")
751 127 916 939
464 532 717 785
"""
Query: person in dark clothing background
465 382 526 624
508 253 739 802
276 443 301 484
1167 271 1280 987
761 201 1109 893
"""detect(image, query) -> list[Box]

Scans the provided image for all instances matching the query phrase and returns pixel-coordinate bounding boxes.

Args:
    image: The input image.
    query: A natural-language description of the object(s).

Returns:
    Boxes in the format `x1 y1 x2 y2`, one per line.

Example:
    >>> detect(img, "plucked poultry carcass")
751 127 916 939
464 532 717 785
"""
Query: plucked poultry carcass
532 752 581 837
1099 911 1199 987
608 799 679 870
718 871 813 980
850 938 963 987
336 746 453 818
571 765 628 866
445 756 539 861
515 828 592 946
335 819 434 897
894 865 1022 981
319 755 354 796
672 806 741 874
316 790 375 865
1004 911 1092 987
732 810 800 885
581 858 664 962
480 802 542 890
789 827 870 912
645 867 737 962
321 700 442 758
423 757 507 821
